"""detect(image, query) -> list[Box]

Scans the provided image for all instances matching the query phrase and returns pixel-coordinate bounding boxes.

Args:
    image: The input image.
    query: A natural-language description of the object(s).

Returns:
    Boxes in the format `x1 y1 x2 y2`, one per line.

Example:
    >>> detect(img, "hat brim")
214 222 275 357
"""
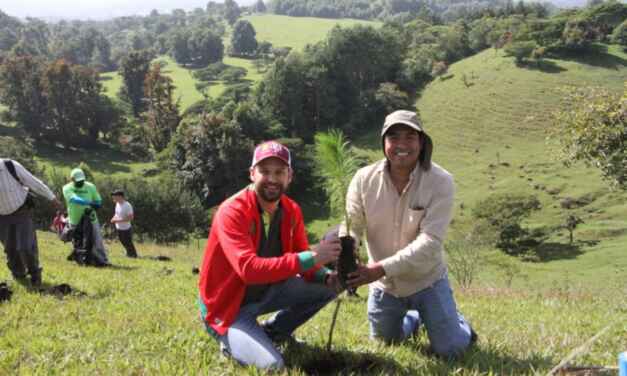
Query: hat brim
381 121 424 137
251 155 290 168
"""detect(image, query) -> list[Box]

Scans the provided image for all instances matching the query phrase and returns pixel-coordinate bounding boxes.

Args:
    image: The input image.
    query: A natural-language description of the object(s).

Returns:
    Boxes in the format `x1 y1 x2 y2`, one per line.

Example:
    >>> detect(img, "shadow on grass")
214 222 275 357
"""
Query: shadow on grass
285 343 409 375
35 143 134 175
436 342 554 375
519 60 567 74
105 264 139 271
531 241 585 262
19 281 89 299
0 124 25 138
283 340 553 375
551 45 627 69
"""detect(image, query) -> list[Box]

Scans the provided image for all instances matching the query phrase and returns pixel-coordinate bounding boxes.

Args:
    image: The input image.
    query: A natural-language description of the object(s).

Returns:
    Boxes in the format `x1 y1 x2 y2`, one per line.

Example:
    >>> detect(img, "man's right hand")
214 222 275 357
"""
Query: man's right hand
311 239 341 265
51 198 62 209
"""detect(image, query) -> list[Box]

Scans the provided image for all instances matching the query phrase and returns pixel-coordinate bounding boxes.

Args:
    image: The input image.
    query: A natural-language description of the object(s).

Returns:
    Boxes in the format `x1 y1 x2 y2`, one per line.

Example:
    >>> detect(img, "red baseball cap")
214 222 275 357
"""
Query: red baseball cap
251 141 291 168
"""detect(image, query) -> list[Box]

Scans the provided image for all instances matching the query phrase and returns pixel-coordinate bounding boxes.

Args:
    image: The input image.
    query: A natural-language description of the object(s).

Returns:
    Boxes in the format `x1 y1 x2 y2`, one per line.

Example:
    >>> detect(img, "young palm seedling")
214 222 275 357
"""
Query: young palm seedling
314 130 360 352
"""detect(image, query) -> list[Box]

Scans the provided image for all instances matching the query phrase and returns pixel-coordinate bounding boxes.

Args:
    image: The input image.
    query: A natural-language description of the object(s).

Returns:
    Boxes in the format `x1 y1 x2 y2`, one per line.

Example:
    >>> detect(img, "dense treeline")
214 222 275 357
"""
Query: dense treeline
269 0 555 22
0 0 625 242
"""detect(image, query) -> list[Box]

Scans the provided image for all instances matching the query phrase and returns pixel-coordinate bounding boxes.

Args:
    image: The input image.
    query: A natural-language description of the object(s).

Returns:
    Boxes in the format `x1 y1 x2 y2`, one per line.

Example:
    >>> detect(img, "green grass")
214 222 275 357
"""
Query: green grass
244 14 381 51
102 56 266 112
3 28 627 373
0 231 624 374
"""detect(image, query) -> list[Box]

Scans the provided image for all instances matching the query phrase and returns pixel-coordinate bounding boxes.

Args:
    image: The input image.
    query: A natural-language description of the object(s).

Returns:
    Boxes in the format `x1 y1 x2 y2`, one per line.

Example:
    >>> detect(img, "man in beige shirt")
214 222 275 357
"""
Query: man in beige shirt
341 110 476 358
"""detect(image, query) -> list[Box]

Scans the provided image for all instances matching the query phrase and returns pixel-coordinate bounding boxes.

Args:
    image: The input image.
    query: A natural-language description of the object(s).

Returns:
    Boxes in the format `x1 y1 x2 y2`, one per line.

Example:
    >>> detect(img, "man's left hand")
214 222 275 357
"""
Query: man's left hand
347 263 385 288
325 272 344 293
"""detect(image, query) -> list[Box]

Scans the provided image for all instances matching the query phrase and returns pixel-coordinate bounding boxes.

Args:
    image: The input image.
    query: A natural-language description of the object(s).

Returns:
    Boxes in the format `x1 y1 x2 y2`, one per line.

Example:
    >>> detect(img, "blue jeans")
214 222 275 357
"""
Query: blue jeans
201 277 336 369
368 276 473 358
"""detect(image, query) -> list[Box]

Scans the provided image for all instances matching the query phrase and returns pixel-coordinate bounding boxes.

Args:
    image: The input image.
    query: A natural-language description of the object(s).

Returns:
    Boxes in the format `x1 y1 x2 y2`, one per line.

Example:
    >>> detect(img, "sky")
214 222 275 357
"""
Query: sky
1 0 255 21
2 0 600 21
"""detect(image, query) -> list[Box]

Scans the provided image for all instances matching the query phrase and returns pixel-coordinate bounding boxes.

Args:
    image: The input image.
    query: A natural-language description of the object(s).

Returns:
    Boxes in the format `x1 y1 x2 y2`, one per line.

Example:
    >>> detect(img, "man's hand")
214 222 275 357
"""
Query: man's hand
347 262 385 288
311 239 341 265
324 271 344 293
51 198 62 209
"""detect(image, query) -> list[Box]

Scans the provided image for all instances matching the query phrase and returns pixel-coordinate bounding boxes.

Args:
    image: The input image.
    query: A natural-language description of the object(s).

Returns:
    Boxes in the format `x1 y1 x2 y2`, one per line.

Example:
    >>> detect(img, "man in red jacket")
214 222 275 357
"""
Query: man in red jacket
198 141 342 370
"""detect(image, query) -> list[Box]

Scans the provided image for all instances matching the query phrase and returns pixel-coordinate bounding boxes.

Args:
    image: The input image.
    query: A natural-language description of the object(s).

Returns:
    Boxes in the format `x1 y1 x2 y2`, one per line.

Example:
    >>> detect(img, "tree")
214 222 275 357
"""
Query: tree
564 214 583 244
552 85 626 189
224 0 241 25
0 56 47 138
168 30 191 65
143 64 181 152
256 53 306 139
189 28 224 67
171 113 252 207
42 60 106 147
611 19 627 49
313 129 360 351
253 0 267 13
230 20 258 57
118 50 153 117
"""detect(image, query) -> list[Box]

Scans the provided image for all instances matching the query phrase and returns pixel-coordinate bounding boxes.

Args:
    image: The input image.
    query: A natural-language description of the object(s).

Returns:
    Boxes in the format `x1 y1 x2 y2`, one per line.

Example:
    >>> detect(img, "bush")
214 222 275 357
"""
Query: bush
504 40 537 64
96 175 208 244
191 62 228 81
218 66 247 83
472 193 541 254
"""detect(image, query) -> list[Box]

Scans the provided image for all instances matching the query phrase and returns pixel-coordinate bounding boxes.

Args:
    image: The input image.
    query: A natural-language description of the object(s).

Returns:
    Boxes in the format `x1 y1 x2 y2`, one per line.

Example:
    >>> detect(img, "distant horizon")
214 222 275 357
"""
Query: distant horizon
1 0 600 22
1 0 256 21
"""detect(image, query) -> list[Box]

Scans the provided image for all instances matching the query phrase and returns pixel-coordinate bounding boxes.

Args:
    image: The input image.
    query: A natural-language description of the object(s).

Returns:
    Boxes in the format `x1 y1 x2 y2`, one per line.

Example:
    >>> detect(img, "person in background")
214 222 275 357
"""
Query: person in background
0 158 61 286
51 210 67 236
110 190 138 258
62 168 109 265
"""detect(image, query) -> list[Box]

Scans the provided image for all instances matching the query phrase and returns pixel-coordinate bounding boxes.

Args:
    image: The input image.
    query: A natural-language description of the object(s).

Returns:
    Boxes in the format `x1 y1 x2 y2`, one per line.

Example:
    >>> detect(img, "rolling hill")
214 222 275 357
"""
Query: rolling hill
336 45 627 288
101 15 380 110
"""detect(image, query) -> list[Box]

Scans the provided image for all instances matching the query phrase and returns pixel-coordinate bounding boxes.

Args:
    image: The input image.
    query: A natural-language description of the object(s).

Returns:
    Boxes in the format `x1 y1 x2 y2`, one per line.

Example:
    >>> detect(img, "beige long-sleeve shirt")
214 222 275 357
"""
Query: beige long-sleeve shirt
340 159 454 297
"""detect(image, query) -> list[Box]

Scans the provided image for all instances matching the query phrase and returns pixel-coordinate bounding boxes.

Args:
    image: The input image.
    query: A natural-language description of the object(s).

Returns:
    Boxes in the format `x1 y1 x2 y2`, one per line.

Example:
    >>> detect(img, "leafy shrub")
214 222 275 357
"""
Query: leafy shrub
191 62 228 81
472 193 541 254
504 40 537 64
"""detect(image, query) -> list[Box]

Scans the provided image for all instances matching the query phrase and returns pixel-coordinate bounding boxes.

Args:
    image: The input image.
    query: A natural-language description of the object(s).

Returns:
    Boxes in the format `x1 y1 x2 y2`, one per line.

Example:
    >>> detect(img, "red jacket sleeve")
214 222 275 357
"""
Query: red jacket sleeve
216 204 302 285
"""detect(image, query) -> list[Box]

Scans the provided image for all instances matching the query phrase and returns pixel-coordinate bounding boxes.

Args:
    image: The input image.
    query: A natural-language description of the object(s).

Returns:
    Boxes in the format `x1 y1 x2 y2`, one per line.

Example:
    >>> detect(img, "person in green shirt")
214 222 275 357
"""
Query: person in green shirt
62 168 109 265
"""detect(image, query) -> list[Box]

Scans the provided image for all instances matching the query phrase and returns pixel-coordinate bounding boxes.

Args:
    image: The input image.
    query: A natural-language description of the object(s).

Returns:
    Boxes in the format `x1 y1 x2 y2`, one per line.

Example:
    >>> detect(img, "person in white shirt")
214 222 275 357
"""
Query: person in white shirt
110 190 138 258
0 159 61 286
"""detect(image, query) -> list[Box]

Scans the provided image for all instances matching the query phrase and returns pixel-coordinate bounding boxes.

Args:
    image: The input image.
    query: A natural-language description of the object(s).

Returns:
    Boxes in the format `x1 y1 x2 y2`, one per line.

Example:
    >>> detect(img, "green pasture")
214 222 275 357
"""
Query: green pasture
0 231 624 374
244 14 380 51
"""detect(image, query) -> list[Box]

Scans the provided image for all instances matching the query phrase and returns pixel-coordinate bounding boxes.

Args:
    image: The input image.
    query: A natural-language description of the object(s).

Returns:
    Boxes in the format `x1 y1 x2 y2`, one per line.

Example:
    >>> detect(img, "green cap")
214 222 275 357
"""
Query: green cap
70 168 86 182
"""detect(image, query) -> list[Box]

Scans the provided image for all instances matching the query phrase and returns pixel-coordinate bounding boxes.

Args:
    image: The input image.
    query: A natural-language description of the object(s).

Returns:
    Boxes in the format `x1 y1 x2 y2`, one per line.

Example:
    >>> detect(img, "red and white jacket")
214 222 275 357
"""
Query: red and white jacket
198 187 321 335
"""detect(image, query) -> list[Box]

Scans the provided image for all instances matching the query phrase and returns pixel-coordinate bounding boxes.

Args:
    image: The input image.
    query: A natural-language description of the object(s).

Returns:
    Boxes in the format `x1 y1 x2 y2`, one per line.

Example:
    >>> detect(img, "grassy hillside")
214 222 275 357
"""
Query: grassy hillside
244 14 380 51
0 231 624 374
318 45 627 289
